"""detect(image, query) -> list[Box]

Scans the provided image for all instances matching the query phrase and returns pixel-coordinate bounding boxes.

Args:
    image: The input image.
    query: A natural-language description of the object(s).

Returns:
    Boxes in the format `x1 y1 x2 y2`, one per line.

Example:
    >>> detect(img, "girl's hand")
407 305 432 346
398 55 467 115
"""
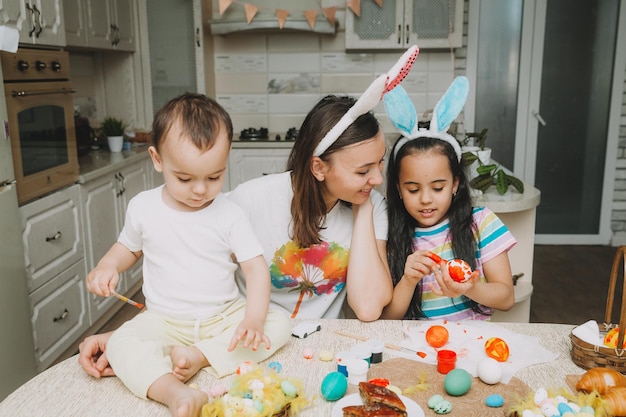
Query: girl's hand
403 250 440 285
227 319 270 352
86 265 119 297
430 266 480 297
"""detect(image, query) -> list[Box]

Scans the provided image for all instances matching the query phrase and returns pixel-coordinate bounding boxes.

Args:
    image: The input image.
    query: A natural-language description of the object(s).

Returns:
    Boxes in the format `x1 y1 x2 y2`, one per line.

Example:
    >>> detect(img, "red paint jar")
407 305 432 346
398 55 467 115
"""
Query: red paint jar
437 349 457 374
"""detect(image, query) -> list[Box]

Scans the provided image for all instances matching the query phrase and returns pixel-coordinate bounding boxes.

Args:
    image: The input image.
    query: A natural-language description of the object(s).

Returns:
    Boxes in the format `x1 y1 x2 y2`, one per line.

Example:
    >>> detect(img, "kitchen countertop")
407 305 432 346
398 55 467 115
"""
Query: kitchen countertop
77 145 151 183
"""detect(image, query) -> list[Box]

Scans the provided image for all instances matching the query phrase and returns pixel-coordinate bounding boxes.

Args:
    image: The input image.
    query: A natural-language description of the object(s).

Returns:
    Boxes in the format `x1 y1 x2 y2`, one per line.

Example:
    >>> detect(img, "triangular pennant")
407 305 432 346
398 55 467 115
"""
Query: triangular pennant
303 10 318 30
322 7 336 26
276 9 289 29
347 0 361 17
374 0 383 7
244 3 258 24
218 0 232 15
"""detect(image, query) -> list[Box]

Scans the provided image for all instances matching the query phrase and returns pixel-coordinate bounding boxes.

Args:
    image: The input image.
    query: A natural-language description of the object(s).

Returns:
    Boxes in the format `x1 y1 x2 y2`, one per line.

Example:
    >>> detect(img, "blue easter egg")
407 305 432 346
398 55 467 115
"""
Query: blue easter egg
280 380 297 398
443 369 472 396
320 372 348 401
579 406 595 415
557 402 574 415
485 394 504 407
268 361 282 373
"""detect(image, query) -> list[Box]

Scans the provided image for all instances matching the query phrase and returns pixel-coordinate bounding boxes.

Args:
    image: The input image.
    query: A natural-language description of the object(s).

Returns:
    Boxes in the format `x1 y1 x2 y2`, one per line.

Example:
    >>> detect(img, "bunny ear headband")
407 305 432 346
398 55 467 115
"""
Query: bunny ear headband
384 75 469 161
313 45 420 157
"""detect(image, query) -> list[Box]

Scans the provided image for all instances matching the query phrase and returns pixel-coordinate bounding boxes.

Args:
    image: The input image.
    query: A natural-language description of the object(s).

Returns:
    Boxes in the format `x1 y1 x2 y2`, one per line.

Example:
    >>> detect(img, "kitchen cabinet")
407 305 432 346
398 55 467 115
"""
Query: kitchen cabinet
0 0 66 47
80 156 149 323
63 0 135 51
19 184 89 371
345 0 463 50
226 146 291 192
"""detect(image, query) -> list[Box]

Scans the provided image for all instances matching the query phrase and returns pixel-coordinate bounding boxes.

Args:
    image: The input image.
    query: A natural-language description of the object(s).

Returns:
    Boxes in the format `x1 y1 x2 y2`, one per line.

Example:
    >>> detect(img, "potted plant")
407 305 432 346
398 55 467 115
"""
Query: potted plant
100 116 126 152
458 128 525 195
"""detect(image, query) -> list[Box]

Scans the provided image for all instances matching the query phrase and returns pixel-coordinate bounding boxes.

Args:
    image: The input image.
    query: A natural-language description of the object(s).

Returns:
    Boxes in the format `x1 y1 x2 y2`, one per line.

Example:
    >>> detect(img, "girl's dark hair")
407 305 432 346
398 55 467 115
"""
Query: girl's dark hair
151 92 233 151
287 95 380 247
386 137 485 319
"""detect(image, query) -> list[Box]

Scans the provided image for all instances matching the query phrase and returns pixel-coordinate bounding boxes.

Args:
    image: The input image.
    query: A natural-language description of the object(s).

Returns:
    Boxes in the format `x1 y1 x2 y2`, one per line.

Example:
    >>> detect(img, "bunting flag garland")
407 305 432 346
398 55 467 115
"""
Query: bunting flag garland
323 7 336 26
244 3 258 23
347 0 361 17
219 0 232 15
303 10 318 30
217 0 383 29
275 9 289 29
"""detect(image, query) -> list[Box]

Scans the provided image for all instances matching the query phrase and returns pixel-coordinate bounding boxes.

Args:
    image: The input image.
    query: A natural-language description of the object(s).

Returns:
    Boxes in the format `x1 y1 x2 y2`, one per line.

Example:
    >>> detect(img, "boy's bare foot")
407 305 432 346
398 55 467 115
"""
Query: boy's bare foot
170 386 207 417
148 374 208 417
171 345 209 382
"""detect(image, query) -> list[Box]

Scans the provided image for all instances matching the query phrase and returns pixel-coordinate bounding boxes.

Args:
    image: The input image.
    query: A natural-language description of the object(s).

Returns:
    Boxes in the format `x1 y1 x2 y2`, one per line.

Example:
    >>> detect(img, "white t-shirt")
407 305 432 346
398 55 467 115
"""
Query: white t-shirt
118 186 263 320
228 171 388 319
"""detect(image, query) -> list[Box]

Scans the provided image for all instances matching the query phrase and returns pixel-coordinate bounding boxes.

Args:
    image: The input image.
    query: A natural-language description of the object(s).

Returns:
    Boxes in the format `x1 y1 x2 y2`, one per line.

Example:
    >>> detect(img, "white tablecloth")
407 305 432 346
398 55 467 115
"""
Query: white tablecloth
0 320 584 417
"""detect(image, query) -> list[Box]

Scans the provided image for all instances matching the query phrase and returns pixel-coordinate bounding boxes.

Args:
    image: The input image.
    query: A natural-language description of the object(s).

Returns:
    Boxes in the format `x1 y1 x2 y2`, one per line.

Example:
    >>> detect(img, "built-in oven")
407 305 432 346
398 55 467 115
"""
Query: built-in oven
0 48 78 205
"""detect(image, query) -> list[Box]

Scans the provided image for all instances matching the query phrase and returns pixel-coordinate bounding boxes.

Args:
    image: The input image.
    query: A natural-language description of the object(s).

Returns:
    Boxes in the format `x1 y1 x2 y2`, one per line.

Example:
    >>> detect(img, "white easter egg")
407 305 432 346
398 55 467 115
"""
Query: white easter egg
477 357 503 384
522 410 536 417
533 388 548 405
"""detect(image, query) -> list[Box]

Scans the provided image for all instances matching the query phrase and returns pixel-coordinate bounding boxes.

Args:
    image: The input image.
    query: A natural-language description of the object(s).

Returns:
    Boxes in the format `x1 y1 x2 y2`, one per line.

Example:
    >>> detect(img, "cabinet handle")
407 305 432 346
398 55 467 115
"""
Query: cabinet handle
195 28 201 47
53 308 69 322
397 24 402 44
45 231 62 242
406 24 410 44
26 3 36 37
116 172 126 196
34 4 43 37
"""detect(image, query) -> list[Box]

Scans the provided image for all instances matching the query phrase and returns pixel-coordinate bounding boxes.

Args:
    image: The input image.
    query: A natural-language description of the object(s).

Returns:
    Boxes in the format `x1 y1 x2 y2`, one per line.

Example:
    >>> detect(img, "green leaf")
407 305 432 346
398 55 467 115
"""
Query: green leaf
496 170 508 194
506 174 525 193
470 174 494 192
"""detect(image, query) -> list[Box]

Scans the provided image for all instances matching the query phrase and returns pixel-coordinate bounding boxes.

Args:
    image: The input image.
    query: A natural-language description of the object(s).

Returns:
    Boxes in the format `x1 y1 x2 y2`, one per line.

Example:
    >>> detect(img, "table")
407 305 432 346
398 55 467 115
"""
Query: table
0 320 585 416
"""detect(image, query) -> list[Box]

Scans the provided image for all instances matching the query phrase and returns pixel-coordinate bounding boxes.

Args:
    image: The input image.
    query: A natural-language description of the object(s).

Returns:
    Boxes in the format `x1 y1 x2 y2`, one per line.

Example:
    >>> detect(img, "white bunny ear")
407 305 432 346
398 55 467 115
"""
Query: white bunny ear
431 76 469 134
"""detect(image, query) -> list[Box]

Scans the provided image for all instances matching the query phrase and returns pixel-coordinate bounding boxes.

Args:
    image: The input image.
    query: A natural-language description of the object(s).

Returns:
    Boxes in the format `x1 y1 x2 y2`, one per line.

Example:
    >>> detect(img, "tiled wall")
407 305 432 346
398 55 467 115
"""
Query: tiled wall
212 31 461 137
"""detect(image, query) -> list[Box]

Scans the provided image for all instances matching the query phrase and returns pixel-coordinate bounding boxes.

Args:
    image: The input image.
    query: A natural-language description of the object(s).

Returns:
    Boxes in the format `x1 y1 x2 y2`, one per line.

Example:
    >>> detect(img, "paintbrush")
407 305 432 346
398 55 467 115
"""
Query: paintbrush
111 290 144 309
334 330 427 357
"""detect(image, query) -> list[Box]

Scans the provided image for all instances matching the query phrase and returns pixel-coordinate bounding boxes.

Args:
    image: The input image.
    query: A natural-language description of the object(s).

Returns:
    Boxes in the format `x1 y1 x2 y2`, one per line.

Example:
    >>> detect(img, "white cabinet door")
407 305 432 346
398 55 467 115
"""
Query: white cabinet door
80 173 122 321
0 0 66 47
83 0 135 50
116 161 149 291
62 0 88 47
346 0 463 50
227 148 291 191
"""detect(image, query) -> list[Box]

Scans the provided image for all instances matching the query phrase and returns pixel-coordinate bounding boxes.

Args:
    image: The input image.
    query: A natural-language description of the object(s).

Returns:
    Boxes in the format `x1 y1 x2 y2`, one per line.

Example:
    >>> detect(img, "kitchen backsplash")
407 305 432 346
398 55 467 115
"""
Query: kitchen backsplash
213 31 460 136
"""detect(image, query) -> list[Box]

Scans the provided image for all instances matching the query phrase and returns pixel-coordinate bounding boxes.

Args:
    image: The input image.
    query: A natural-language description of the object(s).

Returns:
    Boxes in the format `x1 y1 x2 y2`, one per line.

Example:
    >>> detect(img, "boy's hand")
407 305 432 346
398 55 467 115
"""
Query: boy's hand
86 265 119 297
227 319 270 352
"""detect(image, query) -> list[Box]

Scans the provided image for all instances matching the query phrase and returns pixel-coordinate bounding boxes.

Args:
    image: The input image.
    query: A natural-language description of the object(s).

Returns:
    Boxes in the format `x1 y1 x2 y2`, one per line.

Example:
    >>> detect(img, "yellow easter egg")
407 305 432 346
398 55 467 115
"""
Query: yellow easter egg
603 327 626 348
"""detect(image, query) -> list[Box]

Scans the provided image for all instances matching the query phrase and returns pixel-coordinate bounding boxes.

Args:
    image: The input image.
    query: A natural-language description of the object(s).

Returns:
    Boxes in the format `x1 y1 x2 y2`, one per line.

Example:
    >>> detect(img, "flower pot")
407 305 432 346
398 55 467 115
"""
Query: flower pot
107 135 124 153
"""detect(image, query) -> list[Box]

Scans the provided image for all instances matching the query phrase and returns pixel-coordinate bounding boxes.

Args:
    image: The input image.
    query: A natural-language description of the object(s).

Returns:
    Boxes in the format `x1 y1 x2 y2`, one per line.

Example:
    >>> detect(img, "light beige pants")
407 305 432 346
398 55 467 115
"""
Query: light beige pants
107 298 291 398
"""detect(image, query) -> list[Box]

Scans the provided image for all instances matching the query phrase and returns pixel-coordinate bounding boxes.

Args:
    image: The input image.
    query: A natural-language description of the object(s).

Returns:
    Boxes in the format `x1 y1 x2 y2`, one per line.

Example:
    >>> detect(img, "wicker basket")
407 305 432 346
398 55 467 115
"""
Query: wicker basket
570 246 626 372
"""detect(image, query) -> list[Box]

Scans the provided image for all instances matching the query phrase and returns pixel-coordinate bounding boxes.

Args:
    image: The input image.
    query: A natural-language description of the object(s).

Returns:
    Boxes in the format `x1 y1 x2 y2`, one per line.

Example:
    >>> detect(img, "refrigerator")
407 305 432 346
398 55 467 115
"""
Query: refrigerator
0 64 38 401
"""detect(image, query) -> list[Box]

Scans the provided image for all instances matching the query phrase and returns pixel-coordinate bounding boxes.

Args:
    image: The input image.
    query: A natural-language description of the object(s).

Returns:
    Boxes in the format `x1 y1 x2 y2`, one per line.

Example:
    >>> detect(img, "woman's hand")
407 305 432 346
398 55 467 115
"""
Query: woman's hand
78 332 115 378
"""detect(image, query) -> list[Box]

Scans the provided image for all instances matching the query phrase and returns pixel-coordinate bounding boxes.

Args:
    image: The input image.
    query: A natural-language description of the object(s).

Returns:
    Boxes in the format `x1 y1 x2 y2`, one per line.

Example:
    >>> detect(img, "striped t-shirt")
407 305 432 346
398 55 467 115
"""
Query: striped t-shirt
412 206 517 321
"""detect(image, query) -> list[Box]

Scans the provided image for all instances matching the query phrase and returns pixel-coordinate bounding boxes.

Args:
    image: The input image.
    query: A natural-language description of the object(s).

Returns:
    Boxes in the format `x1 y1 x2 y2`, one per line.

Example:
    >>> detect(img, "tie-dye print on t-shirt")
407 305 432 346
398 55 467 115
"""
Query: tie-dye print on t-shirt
270 241 348 318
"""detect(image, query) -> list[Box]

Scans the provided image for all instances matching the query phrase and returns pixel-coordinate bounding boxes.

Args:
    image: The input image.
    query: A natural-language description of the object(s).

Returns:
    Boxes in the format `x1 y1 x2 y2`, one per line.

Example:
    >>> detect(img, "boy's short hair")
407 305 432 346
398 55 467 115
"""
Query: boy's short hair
151 92 233 151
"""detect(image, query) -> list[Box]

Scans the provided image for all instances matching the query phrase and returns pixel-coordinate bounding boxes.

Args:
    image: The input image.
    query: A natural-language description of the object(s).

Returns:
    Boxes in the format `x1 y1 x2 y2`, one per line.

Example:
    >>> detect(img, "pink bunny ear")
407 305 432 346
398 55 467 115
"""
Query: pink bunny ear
384 45 419 94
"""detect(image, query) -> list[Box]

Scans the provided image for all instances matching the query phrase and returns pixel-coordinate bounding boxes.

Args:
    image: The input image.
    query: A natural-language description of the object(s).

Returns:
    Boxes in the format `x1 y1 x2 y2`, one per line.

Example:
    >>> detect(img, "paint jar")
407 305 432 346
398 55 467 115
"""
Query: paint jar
347 359 369 385
350 344 372 367
437 349 457 374
366 339 384 364
336 351 354 377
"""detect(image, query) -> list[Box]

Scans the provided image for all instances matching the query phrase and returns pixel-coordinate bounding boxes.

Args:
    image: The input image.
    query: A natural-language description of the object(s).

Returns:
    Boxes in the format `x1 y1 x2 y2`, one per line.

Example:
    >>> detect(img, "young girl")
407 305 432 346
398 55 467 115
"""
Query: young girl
381 77 516 321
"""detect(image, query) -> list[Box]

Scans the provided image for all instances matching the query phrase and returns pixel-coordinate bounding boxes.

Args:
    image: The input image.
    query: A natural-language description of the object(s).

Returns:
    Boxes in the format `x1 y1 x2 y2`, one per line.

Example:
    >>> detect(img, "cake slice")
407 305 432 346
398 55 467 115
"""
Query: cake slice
342 403 406 417
357 382 407 416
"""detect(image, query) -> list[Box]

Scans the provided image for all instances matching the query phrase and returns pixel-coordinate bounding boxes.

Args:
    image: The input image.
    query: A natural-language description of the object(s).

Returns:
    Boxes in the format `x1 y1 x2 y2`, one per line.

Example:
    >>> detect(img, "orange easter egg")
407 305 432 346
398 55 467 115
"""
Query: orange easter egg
604 327 626 348
484 337 509 362
426 325 449 348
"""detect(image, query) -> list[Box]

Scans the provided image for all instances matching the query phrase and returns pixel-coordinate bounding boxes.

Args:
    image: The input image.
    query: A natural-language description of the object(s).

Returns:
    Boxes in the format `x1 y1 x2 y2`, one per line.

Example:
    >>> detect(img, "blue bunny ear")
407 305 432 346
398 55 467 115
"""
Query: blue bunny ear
431 76 469 133
383 85 418 138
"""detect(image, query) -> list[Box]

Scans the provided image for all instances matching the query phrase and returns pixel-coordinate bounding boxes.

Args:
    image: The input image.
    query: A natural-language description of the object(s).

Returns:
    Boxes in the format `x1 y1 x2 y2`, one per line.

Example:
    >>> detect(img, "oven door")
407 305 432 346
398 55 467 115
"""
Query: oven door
4 80 78 205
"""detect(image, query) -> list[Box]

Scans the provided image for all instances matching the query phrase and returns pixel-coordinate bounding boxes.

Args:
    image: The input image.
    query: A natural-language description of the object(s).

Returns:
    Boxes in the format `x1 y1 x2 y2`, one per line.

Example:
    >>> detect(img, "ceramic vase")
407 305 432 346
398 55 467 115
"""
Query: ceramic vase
462 146 492 180
107 135 124 153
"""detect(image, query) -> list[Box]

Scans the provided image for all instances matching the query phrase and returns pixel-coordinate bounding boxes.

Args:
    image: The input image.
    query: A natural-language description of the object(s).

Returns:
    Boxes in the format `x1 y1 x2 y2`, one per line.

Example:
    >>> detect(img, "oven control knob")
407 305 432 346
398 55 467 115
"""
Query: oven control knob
51 61 62 72
35 60 47 71
17 60 29 72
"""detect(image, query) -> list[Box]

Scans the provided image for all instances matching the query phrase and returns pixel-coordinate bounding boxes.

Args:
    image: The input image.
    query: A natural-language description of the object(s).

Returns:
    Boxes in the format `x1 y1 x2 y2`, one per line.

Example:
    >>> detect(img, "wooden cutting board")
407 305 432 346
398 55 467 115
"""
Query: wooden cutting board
346 357 531 417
